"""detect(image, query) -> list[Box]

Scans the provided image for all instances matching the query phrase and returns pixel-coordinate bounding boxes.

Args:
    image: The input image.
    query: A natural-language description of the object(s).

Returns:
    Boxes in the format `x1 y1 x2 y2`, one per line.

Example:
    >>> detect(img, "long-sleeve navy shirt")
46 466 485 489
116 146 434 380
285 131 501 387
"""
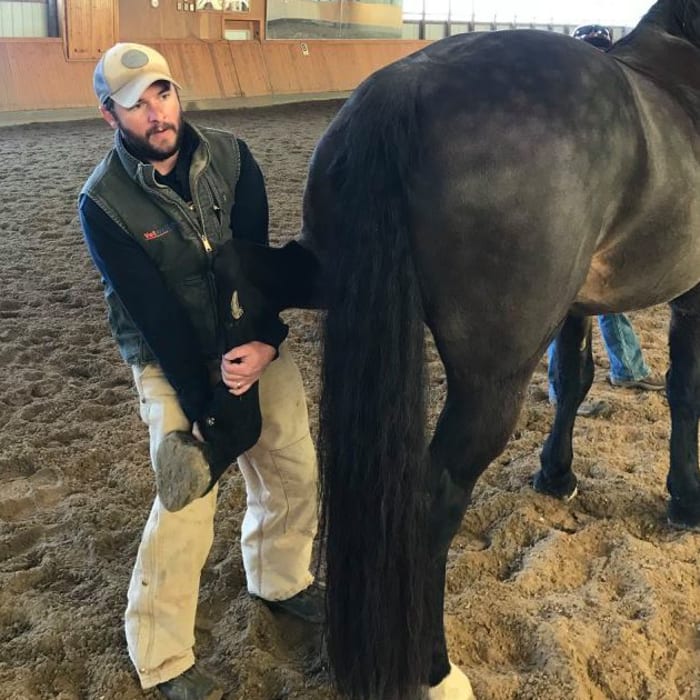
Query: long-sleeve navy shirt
79 133 273 422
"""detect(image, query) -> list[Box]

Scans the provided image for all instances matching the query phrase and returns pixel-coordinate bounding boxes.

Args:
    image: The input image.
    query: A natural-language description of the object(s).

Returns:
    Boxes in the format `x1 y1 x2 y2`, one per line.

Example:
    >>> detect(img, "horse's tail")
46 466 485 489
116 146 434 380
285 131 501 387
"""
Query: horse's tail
318 64 430 700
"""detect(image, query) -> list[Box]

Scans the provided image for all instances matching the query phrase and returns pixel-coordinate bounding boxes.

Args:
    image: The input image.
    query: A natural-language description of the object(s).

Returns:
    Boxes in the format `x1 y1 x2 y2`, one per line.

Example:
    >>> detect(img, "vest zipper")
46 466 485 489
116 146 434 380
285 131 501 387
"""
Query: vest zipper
190 168 214 254
189 181 219 337
187 201 213 253
140 160 213 254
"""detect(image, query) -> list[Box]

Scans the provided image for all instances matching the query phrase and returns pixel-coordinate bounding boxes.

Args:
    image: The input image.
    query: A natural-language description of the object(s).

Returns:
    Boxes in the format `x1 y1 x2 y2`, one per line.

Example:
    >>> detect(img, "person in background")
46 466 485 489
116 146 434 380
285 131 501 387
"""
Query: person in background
79 42 322 700
548 25 665 416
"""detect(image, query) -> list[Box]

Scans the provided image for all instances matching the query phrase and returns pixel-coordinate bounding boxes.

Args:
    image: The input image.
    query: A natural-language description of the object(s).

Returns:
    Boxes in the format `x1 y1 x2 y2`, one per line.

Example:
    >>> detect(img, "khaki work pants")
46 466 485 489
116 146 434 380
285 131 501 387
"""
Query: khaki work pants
125 346 318 688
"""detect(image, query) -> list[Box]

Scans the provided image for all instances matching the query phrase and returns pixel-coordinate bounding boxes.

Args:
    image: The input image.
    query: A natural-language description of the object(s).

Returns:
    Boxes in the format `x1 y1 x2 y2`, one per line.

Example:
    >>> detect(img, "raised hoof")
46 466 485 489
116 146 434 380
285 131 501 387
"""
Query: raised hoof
532 469 578 502
428 663 475 700
154 431 212 512
667 498 700 532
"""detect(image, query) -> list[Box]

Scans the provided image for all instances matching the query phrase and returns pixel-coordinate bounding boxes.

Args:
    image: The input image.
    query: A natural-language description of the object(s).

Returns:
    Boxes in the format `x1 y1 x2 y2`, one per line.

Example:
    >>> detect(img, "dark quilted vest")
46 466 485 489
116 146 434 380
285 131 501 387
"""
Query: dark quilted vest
81 124 241 364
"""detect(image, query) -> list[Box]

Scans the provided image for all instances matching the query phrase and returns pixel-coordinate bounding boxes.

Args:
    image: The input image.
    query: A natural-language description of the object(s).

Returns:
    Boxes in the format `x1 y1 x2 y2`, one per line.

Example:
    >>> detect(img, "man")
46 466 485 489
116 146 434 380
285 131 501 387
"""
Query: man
79 42 322 700
547 25 665 417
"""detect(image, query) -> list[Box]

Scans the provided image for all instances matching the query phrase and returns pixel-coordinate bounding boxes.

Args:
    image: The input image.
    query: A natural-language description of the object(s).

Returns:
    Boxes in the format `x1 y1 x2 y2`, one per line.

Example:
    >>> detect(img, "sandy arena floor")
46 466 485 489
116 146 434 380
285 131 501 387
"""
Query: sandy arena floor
0 99 698 699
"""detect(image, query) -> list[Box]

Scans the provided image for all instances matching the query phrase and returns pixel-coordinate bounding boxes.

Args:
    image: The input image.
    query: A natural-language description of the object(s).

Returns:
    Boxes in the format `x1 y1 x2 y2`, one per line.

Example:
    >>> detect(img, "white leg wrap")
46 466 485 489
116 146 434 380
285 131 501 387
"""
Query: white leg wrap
428 662 475 700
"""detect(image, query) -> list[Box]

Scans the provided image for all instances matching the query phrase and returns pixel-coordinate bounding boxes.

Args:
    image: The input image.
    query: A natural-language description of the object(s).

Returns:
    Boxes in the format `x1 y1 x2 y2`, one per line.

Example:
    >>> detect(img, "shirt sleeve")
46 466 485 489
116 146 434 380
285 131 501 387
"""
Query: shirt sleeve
230 139 270 245
79 193 212 423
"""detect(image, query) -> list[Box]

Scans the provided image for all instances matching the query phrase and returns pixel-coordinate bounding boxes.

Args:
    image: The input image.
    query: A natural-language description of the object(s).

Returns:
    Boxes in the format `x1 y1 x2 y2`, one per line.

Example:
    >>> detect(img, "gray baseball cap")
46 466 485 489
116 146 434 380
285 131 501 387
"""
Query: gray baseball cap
93 43 182 108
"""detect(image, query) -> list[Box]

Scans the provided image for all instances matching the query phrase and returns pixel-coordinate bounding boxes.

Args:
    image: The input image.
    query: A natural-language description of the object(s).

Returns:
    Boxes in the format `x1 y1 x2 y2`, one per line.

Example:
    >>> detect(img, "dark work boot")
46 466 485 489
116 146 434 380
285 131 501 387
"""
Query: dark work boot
260 581 326 624
610 372 666 391
156 665 223 700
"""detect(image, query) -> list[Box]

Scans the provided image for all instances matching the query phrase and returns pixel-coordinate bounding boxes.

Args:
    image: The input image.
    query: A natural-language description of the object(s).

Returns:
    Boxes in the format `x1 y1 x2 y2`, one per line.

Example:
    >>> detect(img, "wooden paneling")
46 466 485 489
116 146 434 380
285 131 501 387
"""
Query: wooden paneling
209 40 242 96
63 0 116 59
157 40 223 99
259 39 427 96
91 0 115 54
260 40 425 94
286 41 331 93
261 41 331 94
224 1 265 39
63 0 91 57
119 0 221 41
118 0 265 41
259 41 296 93
223 18 260 41
228 41 271 96
0 37 429 116
0 0 429 117
0 38 95 109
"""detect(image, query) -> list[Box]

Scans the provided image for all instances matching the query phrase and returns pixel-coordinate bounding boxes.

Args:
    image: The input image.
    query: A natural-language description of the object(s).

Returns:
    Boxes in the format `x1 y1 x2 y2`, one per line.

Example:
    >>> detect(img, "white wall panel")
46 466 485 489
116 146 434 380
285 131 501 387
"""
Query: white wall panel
0 1 48 37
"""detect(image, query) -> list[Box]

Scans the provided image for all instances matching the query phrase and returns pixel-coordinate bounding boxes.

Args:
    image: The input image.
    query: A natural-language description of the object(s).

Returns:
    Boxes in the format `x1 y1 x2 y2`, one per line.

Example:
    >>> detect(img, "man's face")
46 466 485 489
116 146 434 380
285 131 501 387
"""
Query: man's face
105 81 184 163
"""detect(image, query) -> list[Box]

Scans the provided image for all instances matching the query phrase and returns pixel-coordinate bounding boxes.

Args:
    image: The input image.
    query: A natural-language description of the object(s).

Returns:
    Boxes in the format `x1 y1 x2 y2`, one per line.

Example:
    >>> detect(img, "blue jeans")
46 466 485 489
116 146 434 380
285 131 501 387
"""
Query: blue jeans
548 314 650 402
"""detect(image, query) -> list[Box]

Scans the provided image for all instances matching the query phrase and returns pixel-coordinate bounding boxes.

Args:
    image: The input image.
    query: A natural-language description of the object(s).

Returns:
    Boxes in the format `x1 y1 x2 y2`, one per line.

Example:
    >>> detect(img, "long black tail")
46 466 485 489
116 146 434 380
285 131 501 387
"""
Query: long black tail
318 63 431 700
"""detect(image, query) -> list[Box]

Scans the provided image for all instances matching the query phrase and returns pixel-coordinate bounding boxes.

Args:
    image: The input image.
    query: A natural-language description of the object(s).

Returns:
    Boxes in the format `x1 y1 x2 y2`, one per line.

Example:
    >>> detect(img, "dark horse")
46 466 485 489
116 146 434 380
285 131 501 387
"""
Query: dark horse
240 1 700 697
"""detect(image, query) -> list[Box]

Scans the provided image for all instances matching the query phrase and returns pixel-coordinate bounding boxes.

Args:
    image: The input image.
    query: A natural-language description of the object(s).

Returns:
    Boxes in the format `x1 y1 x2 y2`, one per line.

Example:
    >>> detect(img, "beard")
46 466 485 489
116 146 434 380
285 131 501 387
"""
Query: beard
117 113 184 164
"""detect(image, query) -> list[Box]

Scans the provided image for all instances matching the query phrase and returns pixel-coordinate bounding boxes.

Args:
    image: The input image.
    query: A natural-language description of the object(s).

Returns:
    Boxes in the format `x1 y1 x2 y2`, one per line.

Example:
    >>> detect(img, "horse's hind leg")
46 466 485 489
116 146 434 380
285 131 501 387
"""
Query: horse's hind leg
533 314 594 500
425 371 531 698
667 287 700 529
425 478 475 699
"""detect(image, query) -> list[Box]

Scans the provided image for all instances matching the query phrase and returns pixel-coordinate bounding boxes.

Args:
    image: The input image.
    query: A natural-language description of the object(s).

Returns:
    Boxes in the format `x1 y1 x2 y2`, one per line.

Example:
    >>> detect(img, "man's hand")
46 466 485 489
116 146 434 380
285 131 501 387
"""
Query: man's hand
221 341 276 395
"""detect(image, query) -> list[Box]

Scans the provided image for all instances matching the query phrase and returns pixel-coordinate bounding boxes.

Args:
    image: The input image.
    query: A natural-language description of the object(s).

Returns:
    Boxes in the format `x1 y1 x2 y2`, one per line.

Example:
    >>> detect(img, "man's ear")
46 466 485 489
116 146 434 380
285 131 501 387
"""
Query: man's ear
99 105 118 130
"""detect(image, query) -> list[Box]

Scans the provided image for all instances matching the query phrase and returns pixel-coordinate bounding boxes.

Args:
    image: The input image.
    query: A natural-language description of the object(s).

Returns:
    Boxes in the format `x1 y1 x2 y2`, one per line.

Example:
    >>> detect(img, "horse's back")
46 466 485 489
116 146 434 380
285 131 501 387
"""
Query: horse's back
421 31 700 311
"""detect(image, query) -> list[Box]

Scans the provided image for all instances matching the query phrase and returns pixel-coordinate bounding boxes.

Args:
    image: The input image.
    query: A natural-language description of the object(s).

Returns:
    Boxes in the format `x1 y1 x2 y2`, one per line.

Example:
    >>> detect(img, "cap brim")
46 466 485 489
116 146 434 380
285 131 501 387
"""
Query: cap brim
111 73 182 108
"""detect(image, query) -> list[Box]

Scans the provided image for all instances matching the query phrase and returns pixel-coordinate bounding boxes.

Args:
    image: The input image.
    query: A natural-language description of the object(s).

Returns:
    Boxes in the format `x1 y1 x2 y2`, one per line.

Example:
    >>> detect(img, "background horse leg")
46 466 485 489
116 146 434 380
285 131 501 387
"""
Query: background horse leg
534 314 594 500
424 371 532 696
667 286 700 529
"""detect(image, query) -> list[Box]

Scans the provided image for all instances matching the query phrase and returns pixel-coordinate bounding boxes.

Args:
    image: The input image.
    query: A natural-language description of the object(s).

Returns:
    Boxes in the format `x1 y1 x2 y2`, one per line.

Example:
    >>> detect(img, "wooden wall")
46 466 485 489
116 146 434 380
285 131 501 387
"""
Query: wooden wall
0 37 427 116
0 0 429 119
119 0 263 41
0 38 96 109
59 0 118 58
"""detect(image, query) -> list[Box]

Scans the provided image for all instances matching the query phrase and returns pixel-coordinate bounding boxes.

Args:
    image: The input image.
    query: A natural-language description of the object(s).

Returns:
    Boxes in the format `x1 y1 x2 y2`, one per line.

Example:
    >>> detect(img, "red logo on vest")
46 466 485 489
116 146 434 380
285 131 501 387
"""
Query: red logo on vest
143 224 172 241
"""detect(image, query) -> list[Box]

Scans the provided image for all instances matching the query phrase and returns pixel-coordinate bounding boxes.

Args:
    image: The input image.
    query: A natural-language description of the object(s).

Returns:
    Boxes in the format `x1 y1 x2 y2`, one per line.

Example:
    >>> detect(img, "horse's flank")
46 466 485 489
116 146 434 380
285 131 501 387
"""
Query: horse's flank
406 28 700 317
